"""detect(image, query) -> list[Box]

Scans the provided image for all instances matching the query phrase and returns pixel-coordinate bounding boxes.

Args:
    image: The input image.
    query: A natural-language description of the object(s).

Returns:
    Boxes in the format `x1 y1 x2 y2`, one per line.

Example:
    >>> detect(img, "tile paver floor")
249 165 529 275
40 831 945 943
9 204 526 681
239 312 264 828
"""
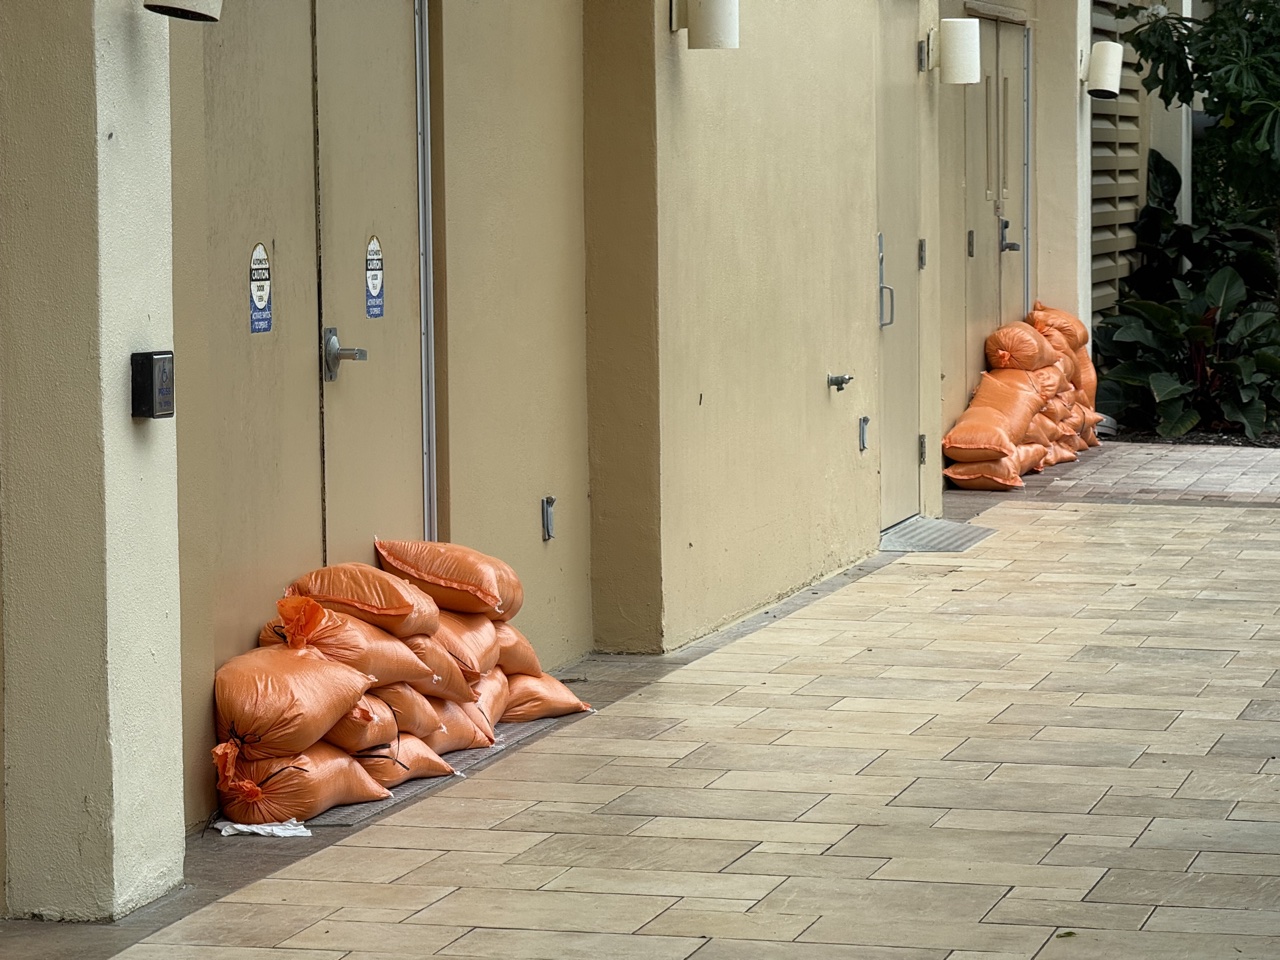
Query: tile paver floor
106 487 1280 960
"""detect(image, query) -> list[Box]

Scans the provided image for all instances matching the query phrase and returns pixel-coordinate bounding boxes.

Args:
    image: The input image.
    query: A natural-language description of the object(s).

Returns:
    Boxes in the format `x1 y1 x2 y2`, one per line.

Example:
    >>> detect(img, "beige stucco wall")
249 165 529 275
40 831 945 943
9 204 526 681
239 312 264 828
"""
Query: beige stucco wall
652 0 883 648
0 0 184 919
432 0 594 669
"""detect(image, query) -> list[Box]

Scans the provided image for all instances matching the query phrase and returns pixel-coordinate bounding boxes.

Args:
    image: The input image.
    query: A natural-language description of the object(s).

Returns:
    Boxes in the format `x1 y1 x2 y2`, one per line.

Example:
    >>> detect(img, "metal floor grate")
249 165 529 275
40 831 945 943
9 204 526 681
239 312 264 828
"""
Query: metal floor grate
879 515 995 554
305 712 586 827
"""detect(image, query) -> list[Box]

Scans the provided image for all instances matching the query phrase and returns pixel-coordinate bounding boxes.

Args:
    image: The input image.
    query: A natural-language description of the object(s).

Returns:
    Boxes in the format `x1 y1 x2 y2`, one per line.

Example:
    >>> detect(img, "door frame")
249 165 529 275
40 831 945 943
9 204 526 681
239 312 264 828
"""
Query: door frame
414 0 439 540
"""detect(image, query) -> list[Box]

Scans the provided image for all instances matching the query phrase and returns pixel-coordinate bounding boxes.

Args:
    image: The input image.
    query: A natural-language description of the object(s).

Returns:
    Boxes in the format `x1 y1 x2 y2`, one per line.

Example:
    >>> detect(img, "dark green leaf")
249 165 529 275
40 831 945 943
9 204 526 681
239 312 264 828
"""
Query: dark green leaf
1227 310 1277 344
1206 267 1248 317
1105 361 1161 387
1149 371 1194 402
1157 405 1200 437
1221 396 1267 440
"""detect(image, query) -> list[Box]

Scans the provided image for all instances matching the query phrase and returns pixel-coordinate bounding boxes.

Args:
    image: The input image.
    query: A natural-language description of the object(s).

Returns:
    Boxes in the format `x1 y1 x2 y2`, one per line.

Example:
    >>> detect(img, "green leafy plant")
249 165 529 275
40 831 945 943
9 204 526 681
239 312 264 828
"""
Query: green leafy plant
1095 267 1280 439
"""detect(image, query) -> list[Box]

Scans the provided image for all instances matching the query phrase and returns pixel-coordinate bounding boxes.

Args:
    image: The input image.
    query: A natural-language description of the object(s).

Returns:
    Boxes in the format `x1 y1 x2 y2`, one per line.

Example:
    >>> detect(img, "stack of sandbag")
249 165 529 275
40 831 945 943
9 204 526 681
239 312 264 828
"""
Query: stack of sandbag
943 305 1102 490
212 549 590 825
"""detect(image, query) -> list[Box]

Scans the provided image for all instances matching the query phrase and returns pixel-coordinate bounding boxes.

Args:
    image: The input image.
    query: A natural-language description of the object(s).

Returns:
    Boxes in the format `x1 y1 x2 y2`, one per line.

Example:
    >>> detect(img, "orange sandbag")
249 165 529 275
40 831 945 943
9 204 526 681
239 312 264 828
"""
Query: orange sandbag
402 634 476 703
1082 424 1101 447
285 562 439 638
1043 396 1071 423
1029 301 1089 351
372 681 444 739
1074 345 1098 408
214 741 389 824
503 673 593 723
1023 414 1058 447
215 644 372 761
943 372 1045 462
433 611 500 681
496 623 542 677
375 540 523 621
323 694 398 753
984 322 1058 370
262 598 433 687
354 734 454 788
944 443 1047 490
464 668 510 741
426 696 493 753
1042 442 1079 467
1067 432 1089 452
1060 402 1087 436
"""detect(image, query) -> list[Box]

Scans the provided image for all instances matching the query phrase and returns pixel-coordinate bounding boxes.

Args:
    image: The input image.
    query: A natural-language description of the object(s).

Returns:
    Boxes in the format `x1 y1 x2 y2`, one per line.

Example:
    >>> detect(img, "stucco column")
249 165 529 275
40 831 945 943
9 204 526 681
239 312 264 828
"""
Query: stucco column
0 0 185 920
1033 0 1093 325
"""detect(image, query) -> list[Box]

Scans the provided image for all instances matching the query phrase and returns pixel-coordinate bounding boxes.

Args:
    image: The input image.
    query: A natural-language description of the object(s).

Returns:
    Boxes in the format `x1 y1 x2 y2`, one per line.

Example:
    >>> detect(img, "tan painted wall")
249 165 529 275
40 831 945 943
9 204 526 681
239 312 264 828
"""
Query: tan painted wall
432 0 594 669
170 1 325 827
583 0 664 653
653 0 882 647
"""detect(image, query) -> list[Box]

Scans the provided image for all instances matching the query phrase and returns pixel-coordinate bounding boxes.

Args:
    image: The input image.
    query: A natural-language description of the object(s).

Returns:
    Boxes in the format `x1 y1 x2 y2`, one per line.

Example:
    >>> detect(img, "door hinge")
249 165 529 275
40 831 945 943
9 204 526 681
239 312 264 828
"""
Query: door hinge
918 238 927 270
919 434 928 465
967 230 975 258
917 39 928 73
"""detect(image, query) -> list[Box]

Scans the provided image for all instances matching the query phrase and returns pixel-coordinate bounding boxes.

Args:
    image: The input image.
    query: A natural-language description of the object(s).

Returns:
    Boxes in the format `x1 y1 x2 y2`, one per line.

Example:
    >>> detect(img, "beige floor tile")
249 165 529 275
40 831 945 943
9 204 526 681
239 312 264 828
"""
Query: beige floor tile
737 707 930 734
490 810 651 836
544 866 784 899
598 785 825 821
707 769 911 796
1087 868 1280 910
934 809 1149 837
621 683 745 705
674 742 882 774
380 798 535 829
721 855 890 880
440 779 631 804
340 826 551 855
992 703 1179 731
558 715 682 738
221 879 454 911
641 908 818 940
870 858 1102 889
798 916 1051 954
1042 843 1194 872
798 796 948 826
1139 816 1280 854
508 833 754 871
143 902 335 948
651 723 788 744
436 928 705 959
672 896 756 912
755 876 1001 920
987 763 1187 789
799 676 978 701
276 919 469 954
1146 906 1280 935
830 697 1002 719
1191 852 1280 875
324 907 418 923
114 949 345 960
579 763 723 788
945 739 1143 767
892 779 1106 814
859 756 997 780
271 846 443 884
717 691 842 710
394 858 567 890
983 898 1151 930
1092 794 1232 819
1003 886 1088 901
468 752 613 783
827 825 1058 864
913 719 1041 740
599 701 765 723
521 737 702 759
632 816 851 845
1033 927 1280 959
751 841 835 854
406 888 675 934
653 670 813 691
773 730 964 758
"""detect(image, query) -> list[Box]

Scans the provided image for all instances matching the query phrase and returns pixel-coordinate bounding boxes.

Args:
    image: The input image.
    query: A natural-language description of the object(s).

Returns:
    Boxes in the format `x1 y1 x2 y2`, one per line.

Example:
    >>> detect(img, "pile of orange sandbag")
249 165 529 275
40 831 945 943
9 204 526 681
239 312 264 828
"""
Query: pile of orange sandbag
943 302 1103 490
212 545 590 824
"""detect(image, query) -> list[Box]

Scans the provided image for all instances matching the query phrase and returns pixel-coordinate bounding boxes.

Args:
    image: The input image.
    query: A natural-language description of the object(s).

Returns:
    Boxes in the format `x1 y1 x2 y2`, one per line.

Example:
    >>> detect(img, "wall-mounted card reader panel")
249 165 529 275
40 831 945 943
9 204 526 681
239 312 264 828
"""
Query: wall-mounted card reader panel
131 351 175 419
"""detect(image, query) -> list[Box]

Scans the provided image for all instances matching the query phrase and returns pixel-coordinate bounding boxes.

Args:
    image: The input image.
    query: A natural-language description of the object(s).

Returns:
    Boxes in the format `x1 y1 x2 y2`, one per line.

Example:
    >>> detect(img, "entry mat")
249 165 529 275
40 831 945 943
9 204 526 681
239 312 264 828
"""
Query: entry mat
304 713 584 827
880 515 995 554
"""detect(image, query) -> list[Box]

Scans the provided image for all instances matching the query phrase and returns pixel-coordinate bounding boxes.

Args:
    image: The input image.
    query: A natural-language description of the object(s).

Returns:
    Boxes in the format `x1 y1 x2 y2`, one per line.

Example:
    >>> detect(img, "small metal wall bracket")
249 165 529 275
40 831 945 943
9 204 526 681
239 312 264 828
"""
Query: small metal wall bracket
859 416 870 452
541 495 556 541
918 238 927 270
919 434 928 465
828 373 854 392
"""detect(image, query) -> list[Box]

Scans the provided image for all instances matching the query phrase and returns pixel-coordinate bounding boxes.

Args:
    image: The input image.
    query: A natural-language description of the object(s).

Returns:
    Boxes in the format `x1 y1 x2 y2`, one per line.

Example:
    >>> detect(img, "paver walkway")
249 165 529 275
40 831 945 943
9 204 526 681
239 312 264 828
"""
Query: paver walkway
111 490 1280 960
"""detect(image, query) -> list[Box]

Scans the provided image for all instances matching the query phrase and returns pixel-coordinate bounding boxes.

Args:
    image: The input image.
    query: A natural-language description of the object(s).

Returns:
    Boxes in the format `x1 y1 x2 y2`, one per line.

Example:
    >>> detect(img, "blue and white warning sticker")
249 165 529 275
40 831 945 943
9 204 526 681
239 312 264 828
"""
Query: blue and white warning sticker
249 242 272 333
366 235 384 319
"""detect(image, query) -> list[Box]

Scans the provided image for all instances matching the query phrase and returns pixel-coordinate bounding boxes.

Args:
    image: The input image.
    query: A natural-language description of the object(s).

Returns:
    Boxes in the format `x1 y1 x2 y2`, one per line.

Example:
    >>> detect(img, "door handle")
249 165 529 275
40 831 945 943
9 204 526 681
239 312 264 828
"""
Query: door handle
877 232 896 328
323 326 368 382
1000 218 1021 253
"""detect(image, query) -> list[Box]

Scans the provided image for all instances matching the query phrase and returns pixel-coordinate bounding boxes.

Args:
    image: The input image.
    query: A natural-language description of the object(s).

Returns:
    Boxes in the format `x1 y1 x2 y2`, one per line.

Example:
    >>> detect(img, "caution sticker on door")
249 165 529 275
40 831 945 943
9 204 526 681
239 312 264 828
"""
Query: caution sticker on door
365 235 384 318
249 242 273 333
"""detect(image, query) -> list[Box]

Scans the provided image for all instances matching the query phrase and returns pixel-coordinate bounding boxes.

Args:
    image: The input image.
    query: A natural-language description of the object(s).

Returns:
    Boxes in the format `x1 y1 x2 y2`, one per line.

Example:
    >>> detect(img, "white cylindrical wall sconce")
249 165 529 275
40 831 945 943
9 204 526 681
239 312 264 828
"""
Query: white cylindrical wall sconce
939 18 981 85
1087 40 1124 99
688 0 739 50
143 0 221 20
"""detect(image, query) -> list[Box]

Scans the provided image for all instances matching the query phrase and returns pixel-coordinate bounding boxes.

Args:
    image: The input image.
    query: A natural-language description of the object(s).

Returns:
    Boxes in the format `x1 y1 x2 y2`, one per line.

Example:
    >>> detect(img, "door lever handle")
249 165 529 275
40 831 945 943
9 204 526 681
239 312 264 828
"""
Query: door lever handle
1000 218 1021 253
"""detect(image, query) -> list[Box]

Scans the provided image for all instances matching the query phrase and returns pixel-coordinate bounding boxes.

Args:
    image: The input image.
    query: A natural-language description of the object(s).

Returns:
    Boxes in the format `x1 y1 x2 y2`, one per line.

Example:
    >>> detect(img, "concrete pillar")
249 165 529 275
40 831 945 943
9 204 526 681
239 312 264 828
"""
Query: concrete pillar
1033 0 1093 325
0 0 185 920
